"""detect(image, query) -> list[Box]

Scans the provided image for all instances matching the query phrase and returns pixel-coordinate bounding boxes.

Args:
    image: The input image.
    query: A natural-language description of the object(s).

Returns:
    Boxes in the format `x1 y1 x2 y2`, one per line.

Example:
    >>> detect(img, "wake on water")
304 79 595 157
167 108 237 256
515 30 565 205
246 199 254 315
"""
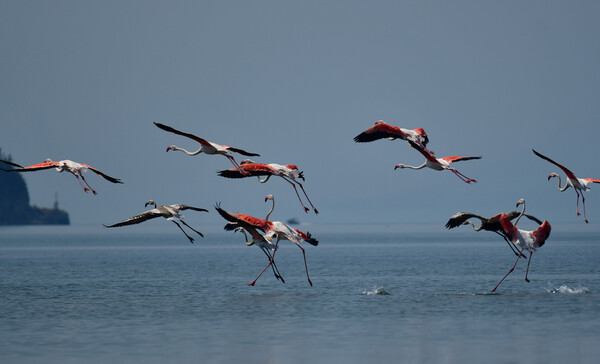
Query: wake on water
544 282 590 294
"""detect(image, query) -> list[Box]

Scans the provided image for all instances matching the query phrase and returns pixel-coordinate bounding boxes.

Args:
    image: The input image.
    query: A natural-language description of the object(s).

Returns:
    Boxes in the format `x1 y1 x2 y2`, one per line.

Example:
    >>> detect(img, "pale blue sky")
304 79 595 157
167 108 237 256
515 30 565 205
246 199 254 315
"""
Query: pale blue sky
2 1 600 228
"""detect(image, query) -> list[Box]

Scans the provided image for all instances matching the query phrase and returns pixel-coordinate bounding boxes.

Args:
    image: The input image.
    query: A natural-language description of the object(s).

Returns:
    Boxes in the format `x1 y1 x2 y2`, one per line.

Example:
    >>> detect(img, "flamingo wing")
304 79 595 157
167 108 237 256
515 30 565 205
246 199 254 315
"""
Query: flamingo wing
214 204 272 233
444 212 485 229
407 140 438 163
223 146 261 157
218 163 276 179
103 209 164 228
532 149 578 180
1 160 59 172
172 204 209 213
293 228 319 246
80 164 123 184
497 213 518 241
584 178 600 184
154 122 213 147
441 156 482 164
353 121 408 143
0 159 25 169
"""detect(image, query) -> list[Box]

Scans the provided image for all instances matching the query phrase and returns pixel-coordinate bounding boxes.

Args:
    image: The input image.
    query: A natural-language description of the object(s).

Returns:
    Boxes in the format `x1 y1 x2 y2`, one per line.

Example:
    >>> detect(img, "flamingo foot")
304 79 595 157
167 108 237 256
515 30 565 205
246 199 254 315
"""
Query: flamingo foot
248 281 257 286
525 278 530 283
303 207 310 213
313 208 319 214
83 188 90 193
585 219 589 224
91 189 98 195
308 279 313 286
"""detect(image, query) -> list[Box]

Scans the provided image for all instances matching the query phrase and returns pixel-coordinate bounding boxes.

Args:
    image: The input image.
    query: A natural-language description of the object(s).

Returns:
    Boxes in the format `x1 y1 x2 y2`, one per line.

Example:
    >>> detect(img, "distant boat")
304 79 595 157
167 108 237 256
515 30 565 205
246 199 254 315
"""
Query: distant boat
286 218 299 225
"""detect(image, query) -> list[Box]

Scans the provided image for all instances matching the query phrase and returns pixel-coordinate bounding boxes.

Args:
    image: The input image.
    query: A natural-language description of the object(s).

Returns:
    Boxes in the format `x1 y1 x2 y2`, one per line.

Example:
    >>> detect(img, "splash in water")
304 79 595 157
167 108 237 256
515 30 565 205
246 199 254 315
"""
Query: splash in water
362 286 390 295
545 283 590 294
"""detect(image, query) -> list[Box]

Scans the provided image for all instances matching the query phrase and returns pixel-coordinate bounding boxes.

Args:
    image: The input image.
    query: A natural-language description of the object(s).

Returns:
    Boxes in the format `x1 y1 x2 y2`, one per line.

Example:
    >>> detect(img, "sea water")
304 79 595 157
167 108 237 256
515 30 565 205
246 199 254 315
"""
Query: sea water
1 223 599 363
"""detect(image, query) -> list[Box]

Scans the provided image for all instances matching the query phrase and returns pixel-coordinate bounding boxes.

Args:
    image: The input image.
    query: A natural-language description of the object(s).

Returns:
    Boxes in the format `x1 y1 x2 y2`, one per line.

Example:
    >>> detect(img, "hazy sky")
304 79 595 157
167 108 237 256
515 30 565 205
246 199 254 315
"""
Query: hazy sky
2 1 600 228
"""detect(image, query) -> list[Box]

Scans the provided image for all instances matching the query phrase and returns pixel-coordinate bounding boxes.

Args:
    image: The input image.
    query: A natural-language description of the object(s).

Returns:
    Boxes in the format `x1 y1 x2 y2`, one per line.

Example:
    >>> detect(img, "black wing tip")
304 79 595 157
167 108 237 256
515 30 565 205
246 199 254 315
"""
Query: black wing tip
305 232 319 246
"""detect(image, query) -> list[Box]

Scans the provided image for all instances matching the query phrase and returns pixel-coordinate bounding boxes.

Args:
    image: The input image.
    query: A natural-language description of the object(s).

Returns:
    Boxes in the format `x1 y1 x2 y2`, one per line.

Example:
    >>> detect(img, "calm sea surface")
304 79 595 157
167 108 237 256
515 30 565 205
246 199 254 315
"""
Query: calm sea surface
1 223 599 363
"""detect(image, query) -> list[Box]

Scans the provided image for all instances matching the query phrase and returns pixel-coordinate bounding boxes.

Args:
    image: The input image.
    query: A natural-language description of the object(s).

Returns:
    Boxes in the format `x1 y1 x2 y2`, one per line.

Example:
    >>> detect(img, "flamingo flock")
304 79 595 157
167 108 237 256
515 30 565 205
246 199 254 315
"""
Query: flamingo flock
2 119 595 291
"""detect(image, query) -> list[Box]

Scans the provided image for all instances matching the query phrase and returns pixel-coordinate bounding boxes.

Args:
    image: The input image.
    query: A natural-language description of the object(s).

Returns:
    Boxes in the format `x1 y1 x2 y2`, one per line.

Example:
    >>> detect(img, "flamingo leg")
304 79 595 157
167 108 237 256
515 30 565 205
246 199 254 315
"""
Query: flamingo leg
225 155 251 176
293 241 312 286
581 191 589 223
78 174 98 195
171 220 195 243
71 172 92 193
260 246 285 283
494 231 527 259
491 247 524 292
524 250 534 282
249 240 280 286
449 168 477 183
293 180 319 214
574 189 581 216
181 220 204 237
279 176 310 213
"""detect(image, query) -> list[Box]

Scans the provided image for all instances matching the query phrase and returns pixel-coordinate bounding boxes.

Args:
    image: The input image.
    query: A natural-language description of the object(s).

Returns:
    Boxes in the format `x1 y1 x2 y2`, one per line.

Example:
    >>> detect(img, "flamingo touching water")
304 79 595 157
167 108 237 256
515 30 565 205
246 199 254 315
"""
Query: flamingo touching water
215 203 318 286
0 158 123 195
154 122 260 173
353 120 430 150
445 204 543 258
218 160 318 214
491 199 551 292
394 141 481 183
103 200 208 243
533 149 600 223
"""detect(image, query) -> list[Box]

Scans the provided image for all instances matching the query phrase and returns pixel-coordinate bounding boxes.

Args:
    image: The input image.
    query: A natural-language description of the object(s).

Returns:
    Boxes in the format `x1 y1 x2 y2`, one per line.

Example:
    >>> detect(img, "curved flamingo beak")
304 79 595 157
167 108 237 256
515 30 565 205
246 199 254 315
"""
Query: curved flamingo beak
166 145 174 152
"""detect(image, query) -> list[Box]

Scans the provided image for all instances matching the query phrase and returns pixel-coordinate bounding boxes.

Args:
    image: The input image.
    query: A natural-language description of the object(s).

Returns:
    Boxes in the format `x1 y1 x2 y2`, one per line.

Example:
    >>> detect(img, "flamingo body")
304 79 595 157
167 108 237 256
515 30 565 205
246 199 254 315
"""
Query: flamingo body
354 120 429 147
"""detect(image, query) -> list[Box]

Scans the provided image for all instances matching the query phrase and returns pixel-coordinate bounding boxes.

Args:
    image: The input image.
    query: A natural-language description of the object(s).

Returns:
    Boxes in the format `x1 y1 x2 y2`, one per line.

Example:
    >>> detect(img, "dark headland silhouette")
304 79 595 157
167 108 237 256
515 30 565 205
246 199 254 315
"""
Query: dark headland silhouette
0 148 69 225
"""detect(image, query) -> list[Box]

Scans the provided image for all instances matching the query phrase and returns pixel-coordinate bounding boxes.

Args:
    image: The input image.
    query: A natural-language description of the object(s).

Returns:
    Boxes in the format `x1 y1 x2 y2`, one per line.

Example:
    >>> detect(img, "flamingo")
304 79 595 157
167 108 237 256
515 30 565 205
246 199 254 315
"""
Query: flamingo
353 120 430 151
445 202 543 258
218 160 318 214
231 227 285 284
154 122 260 173
0 158 123 195
215 203 318 286
103 200 208 243
394 140 481 183
491 199 551 292
533 149 600 223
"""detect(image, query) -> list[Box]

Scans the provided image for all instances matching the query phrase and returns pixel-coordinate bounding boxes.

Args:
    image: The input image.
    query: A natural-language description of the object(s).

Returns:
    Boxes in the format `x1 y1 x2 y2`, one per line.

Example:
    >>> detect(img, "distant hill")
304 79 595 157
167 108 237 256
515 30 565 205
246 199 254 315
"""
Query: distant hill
0 148 69 225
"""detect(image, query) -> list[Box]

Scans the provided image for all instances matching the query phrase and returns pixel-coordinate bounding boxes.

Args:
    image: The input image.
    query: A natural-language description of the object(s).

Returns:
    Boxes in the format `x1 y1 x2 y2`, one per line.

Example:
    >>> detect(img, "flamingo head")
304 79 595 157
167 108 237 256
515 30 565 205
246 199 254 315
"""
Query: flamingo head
394 164 405 170
265 194 274 202
145 200 158 208
240 159 256 165
516 198 525 208
285 165 305 180
547 172 559 181
166 145 176 152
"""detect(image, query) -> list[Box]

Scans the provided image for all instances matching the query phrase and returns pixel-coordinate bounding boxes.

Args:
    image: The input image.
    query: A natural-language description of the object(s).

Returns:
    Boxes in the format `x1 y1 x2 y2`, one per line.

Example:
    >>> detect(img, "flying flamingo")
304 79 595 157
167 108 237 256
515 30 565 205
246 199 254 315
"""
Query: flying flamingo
154 122 260 173
103 200 208 243
0 158 123 195
215 203 318 286
533 149 600 223
231 226 285 283
491 199 551 292
445 203 543 258
394 140 481 183
354 120 430 151
218 160 319 214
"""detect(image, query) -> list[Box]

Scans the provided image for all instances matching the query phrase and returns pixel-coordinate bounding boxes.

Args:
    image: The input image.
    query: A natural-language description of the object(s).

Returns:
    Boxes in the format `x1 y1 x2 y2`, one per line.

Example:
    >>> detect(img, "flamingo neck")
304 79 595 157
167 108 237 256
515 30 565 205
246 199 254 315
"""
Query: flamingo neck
400 162 427 170
171 145 203 156
514 201 526 226
265 198 275 220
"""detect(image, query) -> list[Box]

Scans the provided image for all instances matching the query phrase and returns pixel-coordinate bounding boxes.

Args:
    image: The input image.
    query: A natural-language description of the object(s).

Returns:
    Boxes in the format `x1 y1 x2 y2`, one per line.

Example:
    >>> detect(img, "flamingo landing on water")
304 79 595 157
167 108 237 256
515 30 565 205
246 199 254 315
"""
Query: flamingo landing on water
0 158 123 195
533 149 600 223
491 199 551 292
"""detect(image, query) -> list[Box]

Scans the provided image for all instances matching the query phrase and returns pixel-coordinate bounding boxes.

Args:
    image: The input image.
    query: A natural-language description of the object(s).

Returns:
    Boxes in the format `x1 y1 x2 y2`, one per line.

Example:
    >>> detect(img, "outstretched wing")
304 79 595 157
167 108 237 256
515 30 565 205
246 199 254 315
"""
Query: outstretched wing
293 228 319 246
223 146 261 157
103 209 163 228
497 213 518 241
218 163 276 179
82 165 123 184
353 121 408 143
214 203 272 233
441 156 482 164
407 140 438 163
532 149 577 180
172 204 209 213
0 159 24 169
154 122 213 147
1 160 58 172
444 212 485 229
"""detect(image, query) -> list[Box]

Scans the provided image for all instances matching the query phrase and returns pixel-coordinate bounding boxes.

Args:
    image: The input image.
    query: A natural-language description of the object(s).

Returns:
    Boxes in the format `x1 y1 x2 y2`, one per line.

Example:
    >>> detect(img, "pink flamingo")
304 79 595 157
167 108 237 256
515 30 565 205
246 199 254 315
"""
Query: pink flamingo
0 158 122 195
491 199 551 292
354 120 430 150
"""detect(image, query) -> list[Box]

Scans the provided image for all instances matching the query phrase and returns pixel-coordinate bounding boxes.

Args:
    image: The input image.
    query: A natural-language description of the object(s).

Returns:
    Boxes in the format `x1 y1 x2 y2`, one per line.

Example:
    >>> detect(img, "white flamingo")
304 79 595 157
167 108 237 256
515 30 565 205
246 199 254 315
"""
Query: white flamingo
104 200 208 243
533 149 600 223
